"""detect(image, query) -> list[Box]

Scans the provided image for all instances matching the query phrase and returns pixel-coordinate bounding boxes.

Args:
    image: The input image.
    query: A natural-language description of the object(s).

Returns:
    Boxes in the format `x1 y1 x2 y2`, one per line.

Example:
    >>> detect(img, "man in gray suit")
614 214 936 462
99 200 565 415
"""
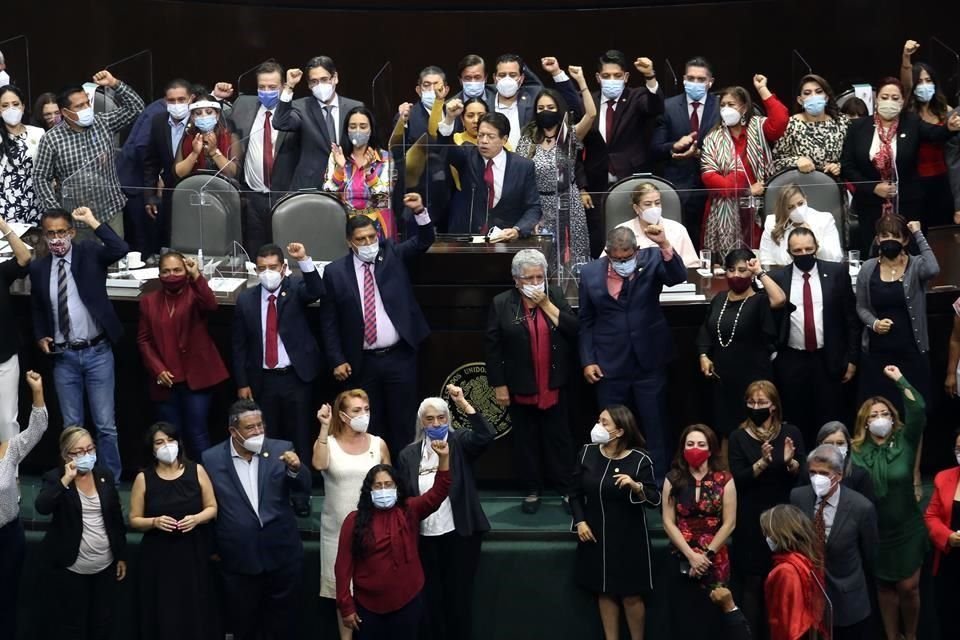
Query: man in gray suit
271 56 363 191
791 445 878 640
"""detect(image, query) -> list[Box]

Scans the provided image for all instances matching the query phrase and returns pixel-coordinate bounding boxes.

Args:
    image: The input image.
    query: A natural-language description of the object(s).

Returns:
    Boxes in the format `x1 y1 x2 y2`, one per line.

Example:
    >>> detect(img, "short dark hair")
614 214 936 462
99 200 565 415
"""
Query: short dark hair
684 56 714 77
597 50 628 72
340 106 381 158
839 97 868 118
163 78 191 95
458 54 485 77
346 213 376 238
256 244 285 262
724 248 756 270
228 399 261 429
41 208 73 227
495 53 524 71
256 61 285 80
875 213 908 239
56 85 86 110
479 112 510 138
144 422 185 466
305 56 337 76
787 226 819 248
418 65 446 84
190 83 208 98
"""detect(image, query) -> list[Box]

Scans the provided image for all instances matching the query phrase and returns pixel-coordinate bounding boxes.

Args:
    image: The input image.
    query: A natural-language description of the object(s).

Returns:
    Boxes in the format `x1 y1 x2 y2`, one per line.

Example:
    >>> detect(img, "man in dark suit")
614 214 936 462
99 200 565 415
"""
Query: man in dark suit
30 207 129 481
230 62 302 255
320 193 435 456
233 241 321 491
272 56 364 190
578 225 686 471
791 445 878 640
451 53 542 143
438 108 539 237
769 227 860 445
651 56 720 248
202 399 311 640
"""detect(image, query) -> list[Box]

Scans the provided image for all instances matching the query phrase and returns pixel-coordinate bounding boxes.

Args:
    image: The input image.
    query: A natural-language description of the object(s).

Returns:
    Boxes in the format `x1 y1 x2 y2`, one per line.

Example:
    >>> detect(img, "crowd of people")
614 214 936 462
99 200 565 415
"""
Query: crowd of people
1 40 960 640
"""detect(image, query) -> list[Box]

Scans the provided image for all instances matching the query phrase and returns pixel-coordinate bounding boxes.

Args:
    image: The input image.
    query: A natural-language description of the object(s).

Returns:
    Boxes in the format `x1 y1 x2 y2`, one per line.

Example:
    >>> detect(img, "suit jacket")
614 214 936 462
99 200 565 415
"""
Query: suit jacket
229 95 300 192
790 485 878 626
35 465 127 568
769 260 860 377
945 134 960 210
485 286 579 394
320 221 435 370
202 438 311 575
651 93 720 188
232 269 324 391
29 224 129 344
578 249 686 378
122 98 168 196
924 466 960 575
271 94 364 190
142 111 181 202
452 84 539 133
582 85 664 192
396 412 495 537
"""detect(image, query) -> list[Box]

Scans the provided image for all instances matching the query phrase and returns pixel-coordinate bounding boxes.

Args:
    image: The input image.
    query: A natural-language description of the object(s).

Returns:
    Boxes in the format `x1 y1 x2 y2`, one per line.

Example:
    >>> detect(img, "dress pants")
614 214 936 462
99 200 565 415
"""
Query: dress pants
244 191 280 258
507 393 574 495
254 368 314 468
56 565 117 640
0 519 25 639
0 354 19 441
357 592 424 640
774 348 844 447
121 191 148 254
156 383 214 460
220 562 302 640
355 343 418 457
419 532 483 640
595 367 669 480
678 181 707 252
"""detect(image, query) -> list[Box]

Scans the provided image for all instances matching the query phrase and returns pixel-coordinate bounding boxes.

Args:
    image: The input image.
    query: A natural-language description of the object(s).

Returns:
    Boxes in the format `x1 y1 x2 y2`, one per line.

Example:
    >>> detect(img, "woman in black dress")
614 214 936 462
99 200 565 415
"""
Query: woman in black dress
129 422 218 640
728 380 805 640
698 249 785 456
570 405 661 640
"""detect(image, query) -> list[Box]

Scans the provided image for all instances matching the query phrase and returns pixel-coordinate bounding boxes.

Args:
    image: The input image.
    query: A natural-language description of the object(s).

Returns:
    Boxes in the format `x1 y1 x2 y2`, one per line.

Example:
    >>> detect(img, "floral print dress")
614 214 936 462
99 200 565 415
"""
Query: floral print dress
672 469 732 585
772 114 849 173
0 125 44 226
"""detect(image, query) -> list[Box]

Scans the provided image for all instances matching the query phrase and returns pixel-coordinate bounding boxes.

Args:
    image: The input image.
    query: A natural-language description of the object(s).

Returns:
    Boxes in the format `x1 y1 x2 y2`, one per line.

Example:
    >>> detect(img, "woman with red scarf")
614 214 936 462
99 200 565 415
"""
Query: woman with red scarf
841 77 960 255
761 504 828 640
174 95 238 179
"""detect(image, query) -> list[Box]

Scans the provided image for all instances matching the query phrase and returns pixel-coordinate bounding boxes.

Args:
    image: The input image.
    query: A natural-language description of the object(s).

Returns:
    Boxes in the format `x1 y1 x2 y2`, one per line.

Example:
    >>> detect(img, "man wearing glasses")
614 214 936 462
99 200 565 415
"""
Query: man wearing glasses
29 206 128 482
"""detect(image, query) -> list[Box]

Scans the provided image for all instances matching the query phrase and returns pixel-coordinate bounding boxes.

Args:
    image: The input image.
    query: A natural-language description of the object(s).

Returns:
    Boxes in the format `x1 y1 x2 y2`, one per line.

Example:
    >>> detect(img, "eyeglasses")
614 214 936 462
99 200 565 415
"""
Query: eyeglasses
68 445 96 457
44 229 72 239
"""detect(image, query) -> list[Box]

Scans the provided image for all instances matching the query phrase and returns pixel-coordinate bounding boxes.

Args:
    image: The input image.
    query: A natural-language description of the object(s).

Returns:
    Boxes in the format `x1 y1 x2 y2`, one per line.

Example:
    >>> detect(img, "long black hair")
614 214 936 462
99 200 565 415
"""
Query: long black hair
31 91 58 129
666 424 725 500
340 106 381 157
142 421 186 469
520 88 571 152
907 62 950 121
0 85 27 165
351 464 408 558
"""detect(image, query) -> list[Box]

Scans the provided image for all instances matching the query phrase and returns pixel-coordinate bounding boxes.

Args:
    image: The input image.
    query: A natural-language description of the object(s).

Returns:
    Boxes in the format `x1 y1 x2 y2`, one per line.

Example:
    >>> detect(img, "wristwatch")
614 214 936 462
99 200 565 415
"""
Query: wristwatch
705 548 717 560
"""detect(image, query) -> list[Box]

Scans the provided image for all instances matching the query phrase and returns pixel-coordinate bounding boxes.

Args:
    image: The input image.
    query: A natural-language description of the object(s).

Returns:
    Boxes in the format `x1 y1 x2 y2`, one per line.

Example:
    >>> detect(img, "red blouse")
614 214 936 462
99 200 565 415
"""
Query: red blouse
179 126 233 175
765 551 827 640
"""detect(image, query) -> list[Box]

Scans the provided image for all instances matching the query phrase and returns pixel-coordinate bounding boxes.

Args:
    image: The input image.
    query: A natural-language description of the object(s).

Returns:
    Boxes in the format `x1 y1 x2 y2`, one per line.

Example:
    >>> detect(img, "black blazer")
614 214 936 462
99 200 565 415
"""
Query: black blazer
451 84 539 134
35 465 127 568
769 259 860 378
320 221 435 370
485 286 579 394
396 412 495 536
651 93 720 188
232 268 324 391
142 111 180 199
229 95 301 193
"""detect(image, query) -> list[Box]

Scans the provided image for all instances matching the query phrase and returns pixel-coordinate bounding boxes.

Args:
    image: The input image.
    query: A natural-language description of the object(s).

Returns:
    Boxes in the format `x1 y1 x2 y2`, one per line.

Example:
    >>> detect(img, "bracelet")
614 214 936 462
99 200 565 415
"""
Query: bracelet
316 438 328 445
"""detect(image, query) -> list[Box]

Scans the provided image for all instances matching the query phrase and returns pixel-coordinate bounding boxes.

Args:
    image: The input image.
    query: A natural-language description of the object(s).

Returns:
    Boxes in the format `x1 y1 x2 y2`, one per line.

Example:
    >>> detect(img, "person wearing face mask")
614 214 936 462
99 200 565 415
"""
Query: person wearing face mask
273 56 364 191
772 74 849 176
651 56 721 247
31 92 60 130
232 242 322 502
137 251 228 459
323 106 395 239
579 225 686 470
850 365 926 640
335 445 451 639
815 421 875 503
923 427 960 640
570 406 661 640
312 389 390 640
661 424 737 640
841 77 960 253
202 399 311 640
396 386 494 640
33 70 144 238
320 196 435 458
30 207 128 482
128 422 218 640
486 249 579 513
791 445 879 640
698 249 785 451
174 96 237 179
759 183 842 268
0 84 44 226
604 182 700 267
394 65 450 145
35 426 128 640
487 53 541 149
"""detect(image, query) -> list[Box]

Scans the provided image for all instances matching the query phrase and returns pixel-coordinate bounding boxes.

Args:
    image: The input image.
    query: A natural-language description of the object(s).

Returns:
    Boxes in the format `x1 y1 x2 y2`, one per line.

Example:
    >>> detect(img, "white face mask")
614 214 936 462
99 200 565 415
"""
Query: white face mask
312 82 335 103
788 204 808 225
241 433 264 454
346 413 370 433
521 282 545 298
590 423 612 444
462 81 485 99
875 99 902 120
155 442 179 465
496 77 520 99
258 268 284 292
1 107 23 127
639 206 662 224
956 452 960 467
765 536 778 552
810 474 834 498
868 416 893 438
834 444 848 460
355 241 380 263
167 102 189 121
720 106 742 127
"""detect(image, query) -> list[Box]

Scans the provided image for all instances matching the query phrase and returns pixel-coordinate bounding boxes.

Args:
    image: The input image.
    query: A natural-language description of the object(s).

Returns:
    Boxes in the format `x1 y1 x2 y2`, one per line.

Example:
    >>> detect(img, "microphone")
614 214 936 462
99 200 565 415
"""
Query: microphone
468 185 476 235
664 58 679 93
791 49 812 92
235 58 277 96
0 34 31 104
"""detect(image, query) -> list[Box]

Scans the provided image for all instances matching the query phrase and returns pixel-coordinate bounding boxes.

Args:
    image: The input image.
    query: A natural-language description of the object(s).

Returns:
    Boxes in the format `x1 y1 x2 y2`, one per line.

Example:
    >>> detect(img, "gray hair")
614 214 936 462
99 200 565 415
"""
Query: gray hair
807 444 844 476
606 226 637 253
413 397 450 443
511 249 547 279
816 421 853 476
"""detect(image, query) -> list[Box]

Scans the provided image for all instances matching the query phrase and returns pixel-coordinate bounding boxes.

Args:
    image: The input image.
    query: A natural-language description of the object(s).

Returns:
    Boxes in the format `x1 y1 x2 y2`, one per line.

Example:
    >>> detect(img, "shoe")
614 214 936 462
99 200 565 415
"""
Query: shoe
521 495 541 514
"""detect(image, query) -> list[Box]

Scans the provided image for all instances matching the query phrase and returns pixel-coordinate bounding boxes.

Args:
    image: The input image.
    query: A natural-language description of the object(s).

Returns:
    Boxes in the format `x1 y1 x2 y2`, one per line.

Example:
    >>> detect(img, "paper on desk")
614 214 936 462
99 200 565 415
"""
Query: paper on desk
662 282 696 294
207 277 247 293
129 267 160 282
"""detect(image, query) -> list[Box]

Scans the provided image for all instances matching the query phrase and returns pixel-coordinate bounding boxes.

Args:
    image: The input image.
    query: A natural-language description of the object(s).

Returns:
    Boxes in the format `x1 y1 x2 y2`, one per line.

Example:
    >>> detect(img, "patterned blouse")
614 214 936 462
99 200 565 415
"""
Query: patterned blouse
773 114 849 173
0 125 45 226
322 148 395 240
671 469 732 585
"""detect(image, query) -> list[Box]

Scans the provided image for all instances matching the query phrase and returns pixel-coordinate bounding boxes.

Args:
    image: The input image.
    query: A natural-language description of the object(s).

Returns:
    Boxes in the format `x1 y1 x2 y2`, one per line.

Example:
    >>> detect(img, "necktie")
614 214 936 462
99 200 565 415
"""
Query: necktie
262 111 274 189
605 99 617 142
802 272 817 351
362 263 378 346
57 258 72 342
483 159 496 210
323 105 336 144
814 499 827 550
690 101 701 134
265 294 278 368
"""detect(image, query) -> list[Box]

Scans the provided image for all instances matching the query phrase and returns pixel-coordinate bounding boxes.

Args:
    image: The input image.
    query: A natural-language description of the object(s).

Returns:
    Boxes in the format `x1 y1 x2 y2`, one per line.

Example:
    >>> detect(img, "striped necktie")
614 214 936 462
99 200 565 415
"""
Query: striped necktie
57 258 72 342
362 263 377 346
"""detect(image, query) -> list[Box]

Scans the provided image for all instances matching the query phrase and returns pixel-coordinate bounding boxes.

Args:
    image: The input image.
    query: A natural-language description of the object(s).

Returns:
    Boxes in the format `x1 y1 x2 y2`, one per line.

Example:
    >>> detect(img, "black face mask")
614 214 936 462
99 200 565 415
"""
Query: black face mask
535 110 563 130
878 239 903 260
791 253 816 272
747 407 771 426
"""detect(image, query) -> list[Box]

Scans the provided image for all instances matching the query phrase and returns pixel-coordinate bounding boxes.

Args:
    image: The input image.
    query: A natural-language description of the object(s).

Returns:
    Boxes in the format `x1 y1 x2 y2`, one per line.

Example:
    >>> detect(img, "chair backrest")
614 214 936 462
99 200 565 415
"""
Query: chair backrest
170 175 243 256
271 192 350 266
604 174 684 235
764 168 846 246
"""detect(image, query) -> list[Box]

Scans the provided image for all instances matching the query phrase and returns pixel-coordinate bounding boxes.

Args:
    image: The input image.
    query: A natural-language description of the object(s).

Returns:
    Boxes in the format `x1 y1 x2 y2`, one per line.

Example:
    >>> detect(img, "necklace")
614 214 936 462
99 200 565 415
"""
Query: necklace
164 297 176 318
716 294 747 348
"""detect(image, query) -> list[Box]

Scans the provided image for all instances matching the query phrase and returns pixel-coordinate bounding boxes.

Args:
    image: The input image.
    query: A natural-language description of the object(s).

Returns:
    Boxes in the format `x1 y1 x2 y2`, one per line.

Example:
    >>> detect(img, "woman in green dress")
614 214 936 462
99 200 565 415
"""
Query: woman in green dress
850 364 926 640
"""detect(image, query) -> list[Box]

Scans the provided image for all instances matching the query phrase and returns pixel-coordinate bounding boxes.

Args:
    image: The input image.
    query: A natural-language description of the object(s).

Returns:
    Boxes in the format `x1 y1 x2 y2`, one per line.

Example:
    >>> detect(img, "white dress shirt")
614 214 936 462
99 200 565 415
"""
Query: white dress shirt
353 255 401 349
687 95 703 121
48 247 102 343
788 263 825 350
816 485 840 539
168 116 187 159
758 210 844 267
418 437 456 536
243 104 279 193
869 129 897 162
495 96 521 149
259 260 315 368
485 148 507 208
230 442 261 524
608 217 701 267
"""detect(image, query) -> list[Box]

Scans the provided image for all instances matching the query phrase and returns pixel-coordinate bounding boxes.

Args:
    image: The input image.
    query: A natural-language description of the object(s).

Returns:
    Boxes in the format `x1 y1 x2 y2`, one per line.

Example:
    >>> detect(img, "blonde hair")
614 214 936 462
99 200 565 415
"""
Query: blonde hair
630 182 661 206
739 380 783 431
771 184 805 244
330 389 370 439
851 396 903 452
59 426 93 462
760 504 823 568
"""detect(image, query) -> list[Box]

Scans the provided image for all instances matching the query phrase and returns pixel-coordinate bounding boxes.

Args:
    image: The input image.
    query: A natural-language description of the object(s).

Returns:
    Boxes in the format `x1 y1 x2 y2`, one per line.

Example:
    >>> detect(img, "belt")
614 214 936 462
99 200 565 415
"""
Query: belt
55 335 106 351
263 366 293 374
364 344 399 356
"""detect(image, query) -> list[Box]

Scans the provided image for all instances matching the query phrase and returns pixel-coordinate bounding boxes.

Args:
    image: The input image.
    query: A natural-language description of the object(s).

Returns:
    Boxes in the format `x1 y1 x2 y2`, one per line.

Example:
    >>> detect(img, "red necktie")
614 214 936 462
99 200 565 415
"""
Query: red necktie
265 294 279 368
814 499 827 550
263 111 274 189
802 272 817 351
362 263 378 346
484 158 496 210
690 101 701 134
605 99 617 142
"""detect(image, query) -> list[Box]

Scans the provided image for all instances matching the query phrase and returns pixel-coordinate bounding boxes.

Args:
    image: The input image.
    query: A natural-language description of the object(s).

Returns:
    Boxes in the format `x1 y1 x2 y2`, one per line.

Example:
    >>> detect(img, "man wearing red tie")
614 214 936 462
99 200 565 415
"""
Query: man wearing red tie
770 227 860 445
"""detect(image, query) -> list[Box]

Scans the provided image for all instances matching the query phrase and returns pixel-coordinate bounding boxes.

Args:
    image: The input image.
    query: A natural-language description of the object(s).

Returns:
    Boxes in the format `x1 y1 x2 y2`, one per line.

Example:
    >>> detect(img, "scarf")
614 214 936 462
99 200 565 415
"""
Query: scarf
513 304 559 410
766 552 826 640
871 112 899 217
852 433 904 499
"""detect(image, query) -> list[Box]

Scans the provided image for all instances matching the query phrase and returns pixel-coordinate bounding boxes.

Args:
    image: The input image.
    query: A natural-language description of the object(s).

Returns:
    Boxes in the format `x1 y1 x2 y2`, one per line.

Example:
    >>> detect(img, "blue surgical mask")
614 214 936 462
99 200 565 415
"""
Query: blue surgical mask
166 103 189 121
914 83 936 103
462 81 485 99
612 256 637 277
371 487 398 509
258 89 280 110
601 79 625 100
73 107 95 128
194 114 218 133
425 424 449 441
420 90 436 111
683 80 707 102
803 95 827 117
74 452 97 474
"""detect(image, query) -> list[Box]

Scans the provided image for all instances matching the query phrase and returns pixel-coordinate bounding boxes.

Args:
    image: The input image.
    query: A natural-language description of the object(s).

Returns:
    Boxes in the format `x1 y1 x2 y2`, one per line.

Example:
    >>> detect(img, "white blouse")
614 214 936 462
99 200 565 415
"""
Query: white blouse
758 208 844 267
